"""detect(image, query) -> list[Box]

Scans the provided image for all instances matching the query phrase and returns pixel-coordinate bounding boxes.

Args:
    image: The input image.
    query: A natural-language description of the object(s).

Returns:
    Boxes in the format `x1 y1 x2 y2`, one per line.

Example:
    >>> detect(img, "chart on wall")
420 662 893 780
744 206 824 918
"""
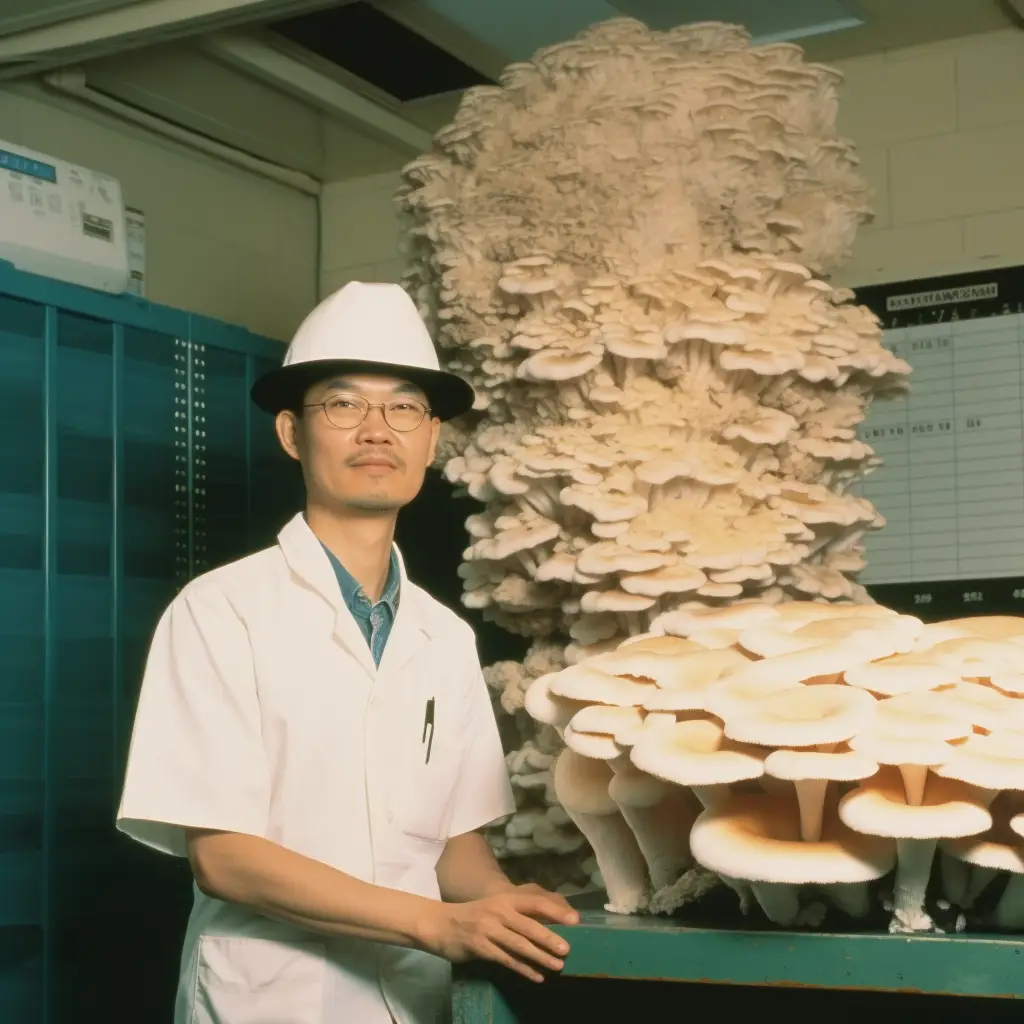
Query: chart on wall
852 265 1024 619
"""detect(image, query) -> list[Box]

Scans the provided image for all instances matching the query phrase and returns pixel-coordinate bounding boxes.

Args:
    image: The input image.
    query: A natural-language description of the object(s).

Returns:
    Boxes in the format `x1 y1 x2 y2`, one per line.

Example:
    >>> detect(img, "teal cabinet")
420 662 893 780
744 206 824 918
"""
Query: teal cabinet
0 262 303 1023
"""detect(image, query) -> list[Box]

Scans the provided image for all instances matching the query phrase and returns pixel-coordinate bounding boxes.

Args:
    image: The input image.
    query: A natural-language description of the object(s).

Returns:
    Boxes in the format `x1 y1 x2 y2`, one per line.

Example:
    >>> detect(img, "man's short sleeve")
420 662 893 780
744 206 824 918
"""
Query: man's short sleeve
116 581 270 857
447 657 515 839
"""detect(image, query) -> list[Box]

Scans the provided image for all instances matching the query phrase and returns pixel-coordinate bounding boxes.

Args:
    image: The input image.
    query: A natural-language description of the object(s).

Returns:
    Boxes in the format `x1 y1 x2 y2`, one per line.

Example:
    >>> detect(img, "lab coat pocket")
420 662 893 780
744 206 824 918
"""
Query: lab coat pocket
392 736 463 843
192 935 327 1024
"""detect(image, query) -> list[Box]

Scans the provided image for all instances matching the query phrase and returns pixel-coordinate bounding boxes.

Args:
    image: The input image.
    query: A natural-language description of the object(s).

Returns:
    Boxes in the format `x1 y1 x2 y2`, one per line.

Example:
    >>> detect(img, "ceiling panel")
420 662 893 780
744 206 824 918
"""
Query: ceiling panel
617 0 863 41
268 2 491 101
0 0 130 37
417 0 864 61
416 0 622 63
86 43 325 175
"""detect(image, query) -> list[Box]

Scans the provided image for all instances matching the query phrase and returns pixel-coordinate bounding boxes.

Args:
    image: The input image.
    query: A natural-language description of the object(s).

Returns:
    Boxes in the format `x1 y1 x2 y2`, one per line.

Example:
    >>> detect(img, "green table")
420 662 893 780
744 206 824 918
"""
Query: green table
452 907 1024 1023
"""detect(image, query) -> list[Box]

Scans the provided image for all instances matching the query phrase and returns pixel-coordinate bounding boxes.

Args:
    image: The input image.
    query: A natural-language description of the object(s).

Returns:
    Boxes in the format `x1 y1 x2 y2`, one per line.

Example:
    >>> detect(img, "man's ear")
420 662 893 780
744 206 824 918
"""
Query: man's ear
275 409 302 461
426 417 442 466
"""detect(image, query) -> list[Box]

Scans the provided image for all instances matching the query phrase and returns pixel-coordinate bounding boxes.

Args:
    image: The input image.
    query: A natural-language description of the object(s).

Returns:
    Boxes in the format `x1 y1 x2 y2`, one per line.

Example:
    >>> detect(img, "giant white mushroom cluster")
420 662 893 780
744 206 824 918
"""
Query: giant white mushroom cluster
394 19 912 892
523 602 1024 934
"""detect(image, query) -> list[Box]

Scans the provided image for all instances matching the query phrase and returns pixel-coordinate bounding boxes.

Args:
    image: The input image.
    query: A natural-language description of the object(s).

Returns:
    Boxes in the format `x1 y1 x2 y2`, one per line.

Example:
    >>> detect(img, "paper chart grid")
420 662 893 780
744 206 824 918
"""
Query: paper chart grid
854 312 1024 585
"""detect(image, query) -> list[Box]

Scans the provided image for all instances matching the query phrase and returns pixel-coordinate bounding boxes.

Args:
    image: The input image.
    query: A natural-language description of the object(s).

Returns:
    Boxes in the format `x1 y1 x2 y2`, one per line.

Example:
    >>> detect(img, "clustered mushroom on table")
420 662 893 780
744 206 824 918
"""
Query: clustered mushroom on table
508 599 1024 935
386 15 1017 937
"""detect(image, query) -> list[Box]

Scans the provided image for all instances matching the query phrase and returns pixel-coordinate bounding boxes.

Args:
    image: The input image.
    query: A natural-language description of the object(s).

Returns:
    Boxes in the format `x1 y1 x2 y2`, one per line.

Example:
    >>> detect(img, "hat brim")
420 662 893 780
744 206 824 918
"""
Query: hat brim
250 359 476 422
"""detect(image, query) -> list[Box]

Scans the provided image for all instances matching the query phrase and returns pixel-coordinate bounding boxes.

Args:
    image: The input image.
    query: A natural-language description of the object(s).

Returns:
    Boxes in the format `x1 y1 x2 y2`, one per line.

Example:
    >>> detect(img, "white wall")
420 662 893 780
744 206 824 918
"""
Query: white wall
319 171 404 298
317 27 1024 294
0 83 318 341
837 27 1024 287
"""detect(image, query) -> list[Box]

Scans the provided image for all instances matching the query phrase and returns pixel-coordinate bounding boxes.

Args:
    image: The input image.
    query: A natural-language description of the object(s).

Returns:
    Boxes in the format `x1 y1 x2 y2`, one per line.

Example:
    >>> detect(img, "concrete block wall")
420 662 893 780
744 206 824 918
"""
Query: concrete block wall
319 171 404 298
838 27 1024 286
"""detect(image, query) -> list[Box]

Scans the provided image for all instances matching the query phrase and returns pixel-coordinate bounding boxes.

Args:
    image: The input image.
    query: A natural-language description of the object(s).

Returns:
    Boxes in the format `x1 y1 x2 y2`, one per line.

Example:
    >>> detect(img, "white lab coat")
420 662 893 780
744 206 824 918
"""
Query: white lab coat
116 513 515 1024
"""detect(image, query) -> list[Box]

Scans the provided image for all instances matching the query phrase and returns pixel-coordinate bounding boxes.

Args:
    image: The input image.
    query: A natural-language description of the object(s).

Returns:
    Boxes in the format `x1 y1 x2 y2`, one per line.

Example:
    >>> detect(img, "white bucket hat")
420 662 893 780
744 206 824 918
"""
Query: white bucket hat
250 281 475 421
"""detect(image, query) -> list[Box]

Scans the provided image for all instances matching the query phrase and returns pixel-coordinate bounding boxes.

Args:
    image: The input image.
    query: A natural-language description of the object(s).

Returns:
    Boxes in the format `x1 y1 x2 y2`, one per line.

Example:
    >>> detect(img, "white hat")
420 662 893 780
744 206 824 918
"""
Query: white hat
250 281 475 420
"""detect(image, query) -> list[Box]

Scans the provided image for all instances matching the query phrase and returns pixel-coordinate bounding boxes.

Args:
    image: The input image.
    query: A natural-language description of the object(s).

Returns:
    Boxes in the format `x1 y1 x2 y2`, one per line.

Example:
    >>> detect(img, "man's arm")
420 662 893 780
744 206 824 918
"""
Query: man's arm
187 828 578 983
436 830 519 902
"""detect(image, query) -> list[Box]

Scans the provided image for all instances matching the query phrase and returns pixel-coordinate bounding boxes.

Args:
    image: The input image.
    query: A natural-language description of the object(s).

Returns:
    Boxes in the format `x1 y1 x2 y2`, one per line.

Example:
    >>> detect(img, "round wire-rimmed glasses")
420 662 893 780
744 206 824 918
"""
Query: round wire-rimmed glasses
303 393 431 432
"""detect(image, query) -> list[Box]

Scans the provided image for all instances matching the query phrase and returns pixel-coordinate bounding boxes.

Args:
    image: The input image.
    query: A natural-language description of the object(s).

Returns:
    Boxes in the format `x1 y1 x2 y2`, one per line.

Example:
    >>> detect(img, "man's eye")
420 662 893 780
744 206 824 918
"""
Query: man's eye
330 398 358 409
391 402 416 412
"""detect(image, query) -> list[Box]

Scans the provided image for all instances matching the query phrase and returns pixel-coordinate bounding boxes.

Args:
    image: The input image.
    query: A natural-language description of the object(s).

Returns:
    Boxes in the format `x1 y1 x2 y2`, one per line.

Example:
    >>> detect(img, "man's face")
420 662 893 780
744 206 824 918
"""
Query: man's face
276 373 440 515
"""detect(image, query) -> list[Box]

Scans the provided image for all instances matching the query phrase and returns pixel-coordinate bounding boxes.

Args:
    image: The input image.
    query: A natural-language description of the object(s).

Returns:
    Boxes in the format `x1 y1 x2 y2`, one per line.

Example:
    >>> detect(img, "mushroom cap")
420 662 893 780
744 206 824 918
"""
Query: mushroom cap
913 621 991 652
938 681 1024 732
548 663 656 706
563 723 623 760
723 684 877 747
770 601 898 627
584 649 671 683
838 766 992 840
928 637 1023 677
607 760 676 809
617 635 704 656
844 653 960 696
943 615 1024 641
523 672 589 727
580 589 657 614
941 811 1024 874
621 563 710 597
871 691 974 742
704 673 800 720
552 748 617 816
642 680 719 712
688 627 746 649
569 704 645 742
630 719 765 788
765 747 878 783
588 646 749 689
988 672 1024 697
712 639 892 692
689 793 896 885
653 602 778 636
740 614 919 659
934 732 1024 790
847 733 960 767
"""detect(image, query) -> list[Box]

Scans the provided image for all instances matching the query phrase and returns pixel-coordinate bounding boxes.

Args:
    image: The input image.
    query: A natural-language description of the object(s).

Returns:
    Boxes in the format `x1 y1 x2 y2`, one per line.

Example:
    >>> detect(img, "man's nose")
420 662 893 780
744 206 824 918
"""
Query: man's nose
356 405 393 440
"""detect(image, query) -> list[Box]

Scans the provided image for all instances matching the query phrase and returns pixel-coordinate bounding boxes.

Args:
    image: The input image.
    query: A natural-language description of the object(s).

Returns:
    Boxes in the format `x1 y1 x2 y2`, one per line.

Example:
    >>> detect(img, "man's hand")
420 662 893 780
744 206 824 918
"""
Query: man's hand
421 885 579 983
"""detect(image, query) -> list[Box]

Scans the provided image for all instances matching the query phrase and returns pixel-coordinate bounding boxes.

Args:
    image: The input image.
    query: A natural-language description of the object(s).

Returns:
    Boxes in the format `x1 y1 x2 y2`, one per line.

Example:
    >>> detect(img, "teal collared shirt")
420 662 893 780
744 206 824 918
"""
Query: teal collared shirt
321 543 400 666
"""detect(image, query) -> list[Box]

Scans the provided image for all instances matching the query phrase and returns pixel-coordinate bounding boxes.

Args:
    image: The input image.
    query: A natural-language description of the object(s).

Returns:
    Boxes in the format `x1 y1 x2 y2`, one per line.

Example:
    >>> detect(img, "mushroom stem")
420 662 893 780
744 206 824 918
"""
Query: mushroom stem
608 765 700 890
793 779 828 842
939 851 970 907
825 881 871 919
691 783 730 812
963 865 999 910
898 763 929 807
891 838 938 934
648 865 722 915
993 874 1024 929
759 776 790 797
720 874 754 914
553 750 649 914
560 805 649 914
750 881 801 926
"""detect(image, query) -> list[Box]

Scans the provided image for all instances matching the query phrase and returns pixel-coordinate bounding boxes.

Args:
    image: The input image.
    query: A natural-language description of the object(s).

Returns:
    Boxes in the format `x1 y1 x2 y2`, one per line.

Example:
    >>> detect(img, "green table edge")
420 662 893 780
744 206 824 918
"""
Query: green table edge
526 909 1024 998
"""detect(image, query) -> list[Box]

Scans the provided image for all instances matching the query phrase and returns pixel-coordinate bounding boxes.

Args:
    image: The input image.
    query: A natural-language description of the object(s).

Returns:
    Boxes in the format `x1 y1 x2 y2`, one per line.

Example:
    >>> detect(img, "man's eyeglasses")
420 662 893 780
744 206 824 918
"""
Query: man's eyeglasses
304 393 431 432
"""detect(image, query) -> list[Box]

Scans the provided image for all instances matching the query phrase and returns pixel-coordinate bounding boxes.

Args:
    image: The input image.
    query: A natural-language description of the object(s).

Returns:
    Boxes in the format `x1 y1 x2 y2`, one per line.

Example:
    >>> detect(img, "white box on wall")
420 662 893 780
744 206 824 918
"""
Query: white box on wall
0 138 130 293
126 206 146 297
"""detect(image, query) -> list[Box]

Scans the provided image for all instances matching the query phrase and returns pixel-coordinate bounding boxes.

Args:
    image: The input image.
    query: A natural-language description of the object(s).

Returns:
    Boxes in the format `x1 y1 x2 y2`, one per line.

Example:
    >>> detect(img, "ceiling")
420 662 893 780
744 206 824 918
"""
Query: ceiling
0 0 1018 181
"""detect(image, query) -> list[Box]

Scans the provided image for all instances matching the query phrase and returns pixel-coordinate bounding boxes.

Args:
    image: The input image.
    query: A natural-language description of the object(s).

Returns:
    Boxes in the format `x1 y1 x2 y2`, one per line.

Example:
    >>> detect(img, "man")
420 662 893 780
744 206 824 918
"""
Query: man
116 281 577 1024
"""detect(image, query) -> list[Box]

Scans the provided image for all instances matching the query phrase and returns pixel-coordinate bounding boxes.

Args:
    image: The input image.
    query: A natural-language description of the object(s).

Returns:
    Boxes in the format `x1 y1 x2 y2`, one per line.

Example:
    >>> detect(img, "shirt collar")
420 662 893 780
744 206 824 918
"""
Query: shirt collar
321 542 400 618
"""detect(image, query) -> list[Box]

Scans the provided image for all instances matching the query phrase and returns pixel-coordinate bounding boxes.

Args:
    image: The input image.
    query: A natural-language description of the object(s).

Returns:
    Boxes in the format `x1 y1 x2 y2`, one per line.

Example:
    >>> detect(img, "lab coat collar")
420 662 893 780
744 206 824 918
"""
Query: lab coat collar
277 512 430 675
